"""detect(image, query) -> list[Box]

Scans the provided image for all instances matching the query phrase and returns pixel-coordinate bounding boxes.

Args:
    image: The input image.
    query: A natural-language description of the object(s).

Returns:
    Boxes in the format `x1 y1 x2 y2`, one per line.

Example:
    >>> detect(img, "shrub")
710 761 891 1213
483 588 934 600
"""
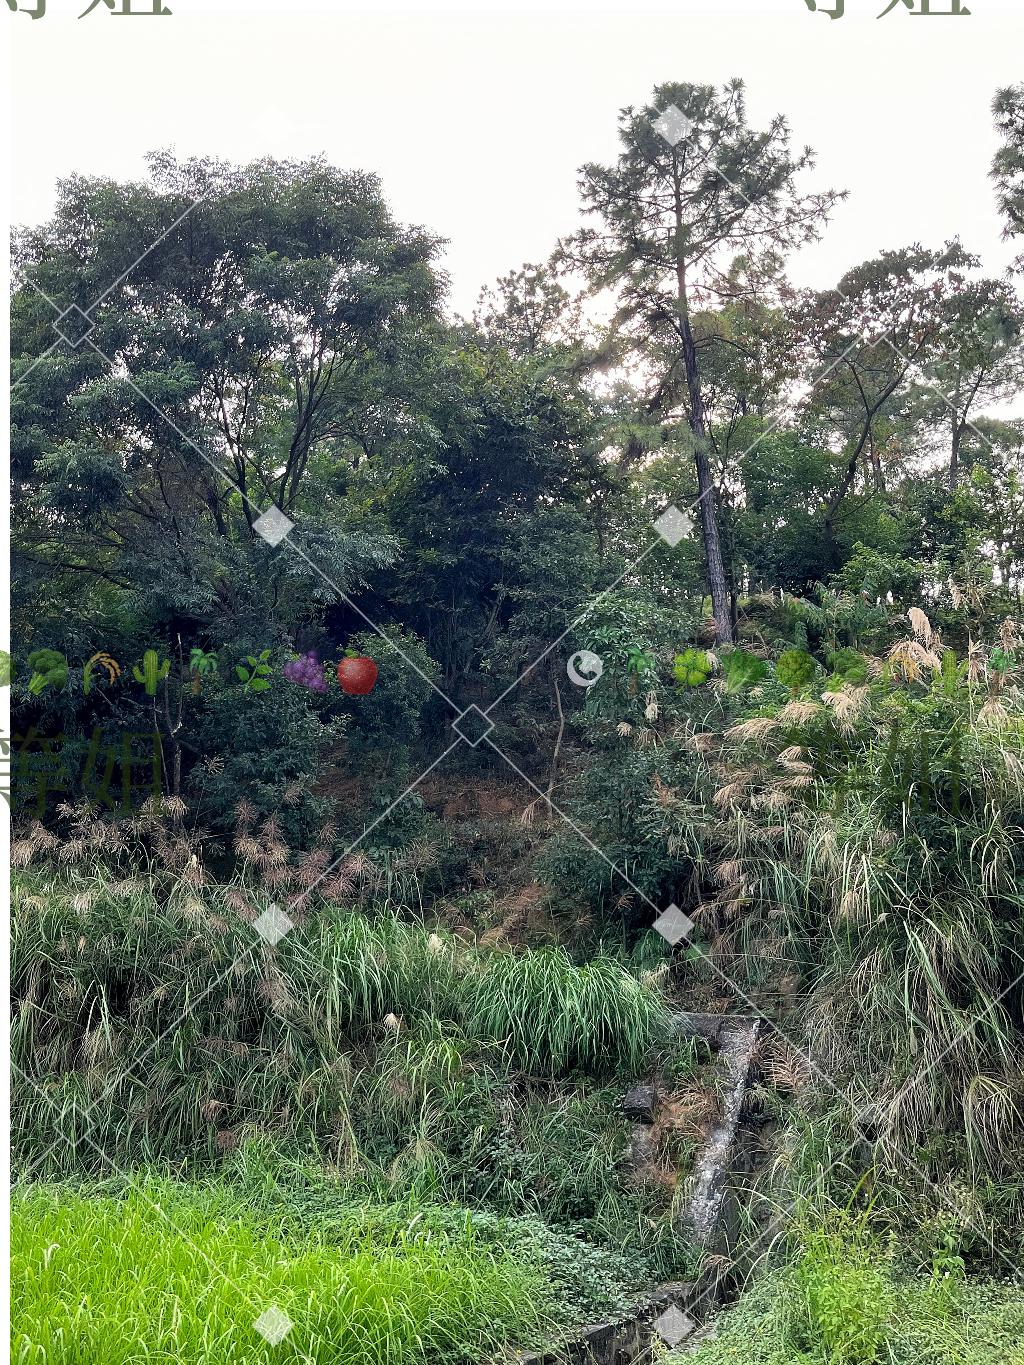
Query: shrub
787 1214 893 1363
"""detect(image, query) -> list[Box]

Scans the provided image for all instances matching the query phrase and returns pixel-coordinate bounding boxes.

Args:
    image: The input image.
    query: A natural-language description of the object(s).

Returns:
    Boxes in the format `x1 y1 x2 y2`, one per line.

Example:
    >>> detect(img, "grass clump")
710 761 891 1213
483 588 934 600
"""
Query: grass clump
676 1269 1024 1365
11 1181 552 1365
788 1211 894 1363
464 945 672 1075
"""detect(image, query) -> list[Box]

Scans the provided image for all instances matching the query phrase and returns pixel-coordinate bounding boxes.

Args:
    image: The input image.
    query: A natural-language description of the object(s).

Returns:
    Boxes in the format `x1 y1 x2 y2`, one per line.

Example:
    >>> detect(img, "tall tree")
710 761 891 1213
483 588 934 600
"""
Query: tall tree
567 79 842 643
916 277 1023 490
992 84 1024 257
11 153 443 647
798 244 973 555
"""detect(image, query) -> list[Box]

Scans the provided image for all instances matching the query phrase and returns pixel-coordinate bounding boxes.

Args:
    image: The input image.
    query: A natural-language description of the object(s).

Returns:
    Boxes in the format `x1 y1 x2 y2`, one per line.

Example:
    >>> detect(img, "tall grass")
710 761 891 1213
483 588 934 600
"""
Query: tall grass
11 1182 549 1365
11 870 673 1198
647 652 1024 1201
464 946 673 1075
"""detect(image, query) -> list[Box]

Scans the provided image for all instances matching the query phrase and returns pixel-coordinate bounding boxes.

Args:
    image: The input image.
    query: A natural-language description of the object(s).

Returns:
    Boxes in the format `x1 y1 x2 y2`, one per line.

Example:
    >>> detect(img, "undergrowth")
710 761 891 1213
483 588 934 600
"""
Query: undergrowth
11 864 695 1278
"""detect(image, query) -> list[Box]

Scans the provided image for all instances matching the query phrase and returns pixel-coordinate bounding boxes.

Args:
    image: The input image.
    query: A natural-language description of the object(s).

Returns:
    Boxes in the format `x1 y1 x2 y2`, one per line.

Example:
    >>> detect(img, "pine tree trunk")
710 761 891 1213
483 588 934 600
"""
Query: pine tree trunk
949 416 963 492
679 297 733 645
674 187 734 645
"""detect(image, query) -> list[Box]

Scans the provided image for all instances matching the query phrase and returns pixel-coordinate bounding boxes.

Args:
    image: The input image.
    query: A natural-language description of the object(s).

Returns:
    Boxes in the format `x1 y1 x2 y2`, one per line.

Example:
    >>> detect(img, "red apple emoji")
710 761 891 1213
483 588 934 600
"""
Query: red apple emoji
337 653 378 696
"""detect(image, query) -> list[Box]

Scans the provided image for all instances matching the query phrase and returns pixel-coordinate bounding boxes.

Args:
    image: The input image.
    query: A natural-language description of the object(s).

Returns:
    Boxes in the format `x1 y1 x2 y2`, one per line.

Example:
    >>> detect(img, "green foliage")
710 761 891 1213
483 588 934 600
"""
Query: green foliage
789 1212 893 1363
235 649 273 693
463 946 672 1075
721 647 768 693
676 1266 1024 1365
190 647 219 677
337 627 440 771
775 647 816 693
826 646 868 686
11 865 673 1175
11 1182 550 1365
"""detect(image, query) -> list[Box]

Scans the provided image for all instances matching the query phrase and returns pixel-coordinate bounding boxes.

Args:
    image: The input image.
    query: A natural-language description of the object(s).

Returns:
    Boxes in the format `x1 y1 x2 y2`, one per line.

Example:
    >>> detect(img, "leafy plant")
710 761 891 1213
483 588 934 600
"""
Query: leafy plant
775 646 816 694
235 650 273 693
721 646 768 693
189 648 219 692
826 646 869 686
789 1213 893 1363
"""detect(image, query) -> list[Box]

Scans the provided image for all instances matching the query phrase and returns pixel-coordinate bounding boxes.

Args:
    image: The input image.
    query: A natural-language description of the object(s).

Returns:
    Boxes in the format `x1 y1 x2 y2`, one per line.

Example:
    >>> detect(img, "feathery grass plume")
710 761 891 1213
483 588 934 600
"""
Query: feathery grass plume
778 700 822 725
887 638 942 683
907 605 935 645
725 716 780 744
978 696 1010 726
821 683 871 735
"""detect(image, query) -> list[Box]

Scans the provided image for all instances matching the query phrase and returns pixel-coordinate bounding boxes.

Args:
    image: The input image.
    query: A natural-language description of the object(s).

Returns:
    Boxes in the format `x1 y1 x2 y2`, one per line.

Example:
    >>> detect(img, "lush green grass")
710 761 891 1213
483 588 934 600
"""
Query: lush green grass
11 1181 553 1365
12 865 696 1287
677 1270 1024 1365
464 945 671 1075
674 1211 1024 1365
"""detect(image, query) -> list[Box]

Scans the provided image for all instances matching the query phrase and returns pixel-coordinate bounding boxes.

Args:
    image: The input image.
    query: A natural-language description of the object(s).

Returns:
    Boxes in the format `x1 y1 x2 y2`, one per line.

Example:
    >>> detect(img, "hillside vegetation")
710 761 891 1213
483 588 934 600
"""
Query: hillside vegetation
9 76 1024 1365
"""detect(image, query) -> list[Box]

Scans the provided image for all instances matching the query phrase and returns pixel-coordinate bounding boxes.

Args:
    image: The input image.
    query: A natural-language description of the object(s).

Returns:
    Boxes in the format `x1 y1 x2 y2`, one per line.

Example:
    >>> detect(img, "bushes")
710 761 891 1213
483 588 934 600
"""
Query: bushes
789 1213 894 1363
11 1182 549 1365
639 625 1024 1203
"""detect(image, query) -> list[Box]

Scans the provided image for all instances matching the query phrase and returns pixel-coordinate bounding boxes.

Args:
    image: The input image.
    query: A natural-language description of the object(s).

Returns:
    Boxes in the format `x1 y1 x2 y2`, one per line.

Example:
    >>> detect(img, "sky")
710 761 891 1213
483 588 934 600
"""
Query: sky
4 0 1023 318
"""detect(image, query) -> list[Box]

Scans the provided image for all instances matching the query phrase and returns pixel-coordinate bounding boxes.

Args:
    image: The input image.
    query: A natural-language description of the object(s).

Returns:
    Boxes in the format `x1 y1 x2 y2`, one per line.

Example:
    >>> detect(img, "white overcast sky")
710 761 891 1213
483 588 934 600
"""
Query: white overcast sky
4 0 1023 318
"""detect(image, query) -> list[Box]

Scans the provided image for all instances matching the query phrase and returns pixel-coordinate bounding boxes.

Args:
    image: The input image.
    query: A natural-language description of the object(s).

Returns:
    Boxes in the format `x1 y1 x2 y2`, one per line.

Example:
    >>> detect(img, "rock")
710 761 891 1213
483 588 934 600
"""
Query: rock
626 1124 657 1169
622 1085 658 1123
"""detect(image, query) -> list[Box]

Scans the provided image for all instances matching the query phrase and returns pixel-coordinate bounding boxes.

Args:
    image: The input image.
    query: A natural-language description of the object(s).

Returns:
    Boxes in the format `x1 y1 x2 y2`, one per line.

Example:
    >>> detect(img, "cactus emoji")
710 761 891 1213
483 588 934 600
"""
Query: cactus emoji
133 649 171 696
